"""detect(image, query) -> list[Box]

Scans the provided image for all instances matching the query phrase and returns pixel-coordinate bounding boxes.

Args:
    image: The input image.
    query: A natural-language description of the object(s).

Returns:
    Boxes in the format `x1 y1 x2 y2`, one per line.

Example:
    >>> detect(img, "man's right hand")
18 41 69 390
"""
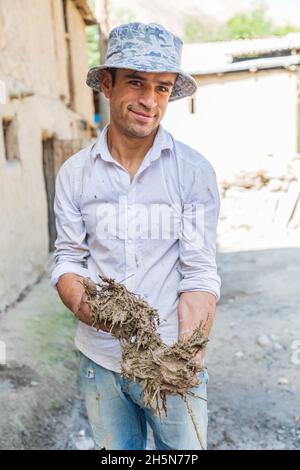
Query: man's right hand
73 291 94 326
56 273 110 332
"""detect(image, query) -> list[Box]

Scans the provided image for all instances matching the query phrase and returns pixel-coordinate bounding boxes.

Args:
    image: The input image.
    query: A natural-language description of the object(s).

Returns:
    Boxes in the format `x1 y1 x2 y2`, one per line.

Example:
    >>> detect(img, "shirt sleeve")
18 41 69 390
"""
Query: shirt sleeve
51 161 89 287
177 161 221 302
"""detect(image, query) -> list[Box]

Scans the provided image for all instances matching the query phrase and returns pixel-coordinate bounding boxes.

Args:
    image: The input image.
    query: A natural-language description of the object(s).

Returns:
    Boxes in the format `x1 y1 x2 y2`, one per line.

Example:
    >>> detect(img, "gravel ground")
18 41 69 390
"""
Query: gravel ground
0 246 299 450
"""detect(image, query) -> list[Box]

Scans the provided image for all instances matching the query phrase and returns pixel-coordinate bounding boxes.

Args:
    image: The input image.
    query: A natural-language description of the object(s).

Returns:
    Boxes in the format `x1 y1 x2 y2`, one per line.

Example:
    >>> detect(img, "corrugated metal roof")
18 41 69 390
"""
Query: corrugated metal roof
182 33 300 75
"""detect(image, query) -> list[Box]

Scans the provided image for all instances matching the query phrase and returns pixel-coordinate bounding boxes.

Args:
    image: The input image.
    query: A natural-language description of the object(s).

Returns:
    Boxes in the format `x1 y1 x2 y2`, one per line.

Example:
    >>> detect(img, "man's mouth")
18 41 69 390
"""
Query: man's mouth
129 109 156 122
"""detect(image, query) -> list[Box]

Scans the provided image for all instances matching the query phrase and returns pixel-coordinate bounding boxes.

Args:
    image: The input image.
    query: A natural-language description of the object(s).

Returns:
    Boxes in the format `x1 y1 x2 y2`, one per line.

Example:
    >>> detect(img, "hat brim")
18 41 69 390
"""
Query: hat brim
86 64 197 102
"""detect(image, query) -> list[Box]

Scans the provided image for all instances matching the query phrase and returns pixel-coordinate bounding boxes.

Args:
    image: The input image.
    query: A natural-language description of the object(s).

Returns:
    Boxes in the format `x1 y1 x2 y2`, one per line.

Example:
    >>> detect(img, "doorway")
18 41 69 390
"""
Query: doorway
42 138 56 252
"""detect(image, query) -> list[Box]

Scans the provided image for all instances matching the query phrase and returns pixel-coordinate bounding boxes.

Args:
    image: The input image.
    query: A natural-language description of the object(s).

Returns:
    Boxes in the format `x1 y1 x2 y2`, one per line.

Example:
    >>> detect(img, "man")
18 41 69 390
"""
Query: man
51 22 221 450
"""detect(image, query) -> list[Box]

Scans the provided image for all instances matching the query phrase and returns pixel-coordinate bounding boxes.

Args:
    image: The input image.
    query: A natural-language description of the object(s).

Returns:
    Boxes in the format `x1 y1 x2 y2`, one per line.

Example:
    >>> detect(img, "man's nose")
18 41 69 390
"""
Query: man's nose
138 87 157 110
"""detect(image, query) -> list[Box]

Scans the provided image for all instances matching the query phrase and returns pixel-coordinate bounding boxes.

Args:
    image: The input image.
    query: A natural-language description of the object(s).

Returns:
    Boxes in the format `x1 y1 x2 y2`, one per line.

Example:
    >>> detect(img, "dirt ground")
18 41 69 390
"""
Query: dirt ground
208 247 300 449
0 245 300 450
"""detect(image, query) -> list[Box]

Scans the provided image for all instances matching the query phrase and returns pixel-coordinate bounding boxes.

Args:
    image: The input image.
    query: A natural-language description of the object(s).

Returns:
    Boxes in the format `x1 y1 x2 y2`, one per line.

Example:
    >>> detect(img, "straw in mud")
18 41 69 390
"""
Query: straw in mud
83 275 209 449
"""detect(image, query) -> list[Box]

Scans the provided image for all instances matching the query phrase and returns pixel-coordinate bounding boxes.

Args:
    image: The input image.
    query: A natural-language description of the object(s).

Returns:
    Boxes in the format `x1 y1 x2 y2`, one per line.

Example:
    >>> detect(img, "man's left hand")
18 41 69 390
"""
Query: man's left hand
178 291 217 369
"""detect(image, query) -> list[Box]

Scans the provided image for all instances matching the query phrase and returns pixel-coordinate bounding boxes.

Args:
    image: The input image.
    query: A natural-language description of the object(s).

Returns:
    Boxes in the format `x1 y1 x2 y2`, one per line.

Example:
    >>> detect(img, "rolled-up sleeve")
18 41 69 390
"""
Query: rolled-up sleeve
51 161 89 287
177 161 221 301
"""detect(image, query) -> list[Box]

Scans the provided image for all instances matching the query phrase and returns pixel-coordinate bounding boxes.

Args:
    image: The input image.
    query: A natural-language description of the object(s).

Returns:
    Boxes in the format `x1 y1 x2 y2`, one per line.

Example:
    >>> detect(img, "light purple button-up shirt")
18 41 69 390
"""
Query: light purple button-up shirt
51 124 221 373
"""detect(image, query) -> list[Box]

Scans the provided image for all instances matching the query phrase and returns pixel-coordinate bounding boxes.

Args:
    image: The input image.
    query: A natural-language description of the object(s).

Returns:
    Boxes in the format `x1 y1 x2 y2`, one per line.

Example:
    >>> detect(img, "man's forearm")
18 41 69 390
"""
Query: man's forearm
56 273 85 314
56 273 109 330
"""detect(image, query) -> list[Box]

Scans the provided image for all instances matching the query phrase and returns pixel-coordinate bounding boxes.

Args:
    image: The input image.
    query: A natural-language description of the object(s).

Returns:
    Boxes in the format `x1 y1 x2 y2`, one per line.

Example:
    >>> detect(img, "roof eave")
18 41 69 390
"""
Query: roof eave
72 0 97 25
189 54 300 77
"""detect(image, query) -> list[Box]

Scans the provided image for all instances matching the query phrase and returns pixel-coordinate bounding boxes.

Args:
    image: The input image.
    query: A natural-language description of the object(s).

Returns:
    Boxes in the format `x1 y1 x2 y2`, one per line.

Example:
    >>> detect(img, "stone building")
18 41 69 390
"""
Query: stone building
0 0 97 310
164 33 300 181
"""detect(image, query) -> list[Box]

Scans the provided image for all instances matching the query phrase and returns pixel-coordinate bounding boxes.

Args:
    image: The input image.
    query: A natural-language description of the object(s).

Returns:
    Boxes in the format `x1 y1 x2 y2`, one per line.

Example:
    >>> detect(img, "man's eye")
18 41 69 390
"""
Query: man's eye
130 80 142 87
158 87 169 93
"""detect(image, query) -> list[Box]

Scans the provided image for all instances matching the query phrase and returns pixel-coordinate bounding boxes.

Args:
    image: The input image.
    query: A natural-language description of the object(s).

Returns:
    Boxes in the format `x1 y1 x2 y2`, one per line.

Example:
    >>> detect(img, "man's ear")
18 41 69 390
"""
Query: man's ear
100 70 113 99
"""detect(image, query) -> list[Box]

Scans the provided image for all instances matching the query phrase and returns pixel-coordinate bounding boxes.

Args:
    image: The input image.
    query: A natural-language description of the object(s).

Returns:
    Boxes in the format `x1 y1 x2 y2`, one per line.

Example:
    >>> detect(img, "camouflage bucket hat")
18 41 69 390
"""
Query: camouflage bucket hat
86 22 197 102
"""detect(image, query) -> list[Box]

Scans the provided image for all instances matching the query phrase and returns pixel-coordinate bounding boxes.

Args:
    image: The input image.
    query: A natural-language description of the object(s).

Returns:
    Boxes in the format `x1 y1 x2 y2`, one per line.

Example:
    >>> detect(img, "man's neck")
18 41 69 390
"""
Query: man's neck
106 123 159 171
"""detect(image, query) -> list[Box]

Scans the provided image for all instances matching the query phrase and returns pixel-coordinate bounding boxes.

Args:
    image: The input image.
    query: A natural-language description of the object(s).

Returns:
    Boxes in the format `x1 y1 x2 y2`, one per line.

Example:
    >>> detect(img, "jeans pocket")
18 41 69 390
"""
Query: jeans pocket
199 368 209 385
80 352 96 380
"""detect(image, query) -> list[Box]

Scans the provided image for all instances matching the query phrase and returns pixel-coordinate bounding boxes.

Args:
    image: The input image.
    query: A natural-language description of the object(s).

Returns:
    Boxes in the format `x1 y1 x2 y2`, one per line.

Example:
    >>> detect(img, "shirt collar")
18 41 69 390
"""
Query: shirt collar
91 123 174 163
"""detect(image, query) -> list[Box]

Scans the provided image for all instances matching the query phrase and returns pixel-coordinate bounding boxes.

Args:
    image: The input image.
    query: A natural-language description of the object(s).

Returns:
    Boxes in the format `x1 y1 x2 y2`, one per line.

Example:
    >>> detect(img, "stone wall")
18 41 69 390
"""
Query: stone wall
0 0 96 310
218 157 300 251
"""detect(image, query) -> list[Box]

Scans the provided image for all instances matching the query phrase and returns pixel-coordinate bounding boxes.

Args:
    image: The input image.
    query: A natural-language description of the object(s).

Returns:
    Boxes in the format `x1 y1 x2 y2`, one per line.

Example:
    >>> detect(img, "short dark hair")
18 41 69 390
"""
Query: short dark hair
107 67 117 86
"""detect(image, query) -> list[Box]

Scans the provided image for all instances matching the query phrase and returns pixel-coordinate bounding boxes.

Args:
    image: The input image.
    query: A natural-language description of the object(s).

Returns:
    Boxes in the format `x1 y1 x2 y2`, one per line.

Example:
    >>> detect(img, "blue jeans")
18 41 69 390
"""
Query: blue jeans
79 351 209 450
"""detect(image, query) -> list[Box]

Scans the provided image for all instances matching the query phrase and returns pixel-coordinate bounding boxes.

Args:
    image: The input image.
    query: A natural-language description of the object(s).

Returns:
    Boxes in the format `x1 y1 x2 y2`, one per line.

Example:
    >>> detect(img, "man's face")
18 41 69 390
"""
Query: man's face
101 69 177 138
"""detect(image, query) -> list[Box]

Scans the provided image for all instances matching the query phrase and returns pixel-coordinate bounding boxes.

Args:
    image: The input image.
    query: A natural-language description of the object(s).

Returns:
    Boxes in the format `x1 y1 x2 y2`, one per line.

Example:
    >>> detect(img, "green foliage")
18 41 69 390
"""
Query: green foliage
86 24 101 67
184 7 300 43
225 7 273 39
273 24 300 36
